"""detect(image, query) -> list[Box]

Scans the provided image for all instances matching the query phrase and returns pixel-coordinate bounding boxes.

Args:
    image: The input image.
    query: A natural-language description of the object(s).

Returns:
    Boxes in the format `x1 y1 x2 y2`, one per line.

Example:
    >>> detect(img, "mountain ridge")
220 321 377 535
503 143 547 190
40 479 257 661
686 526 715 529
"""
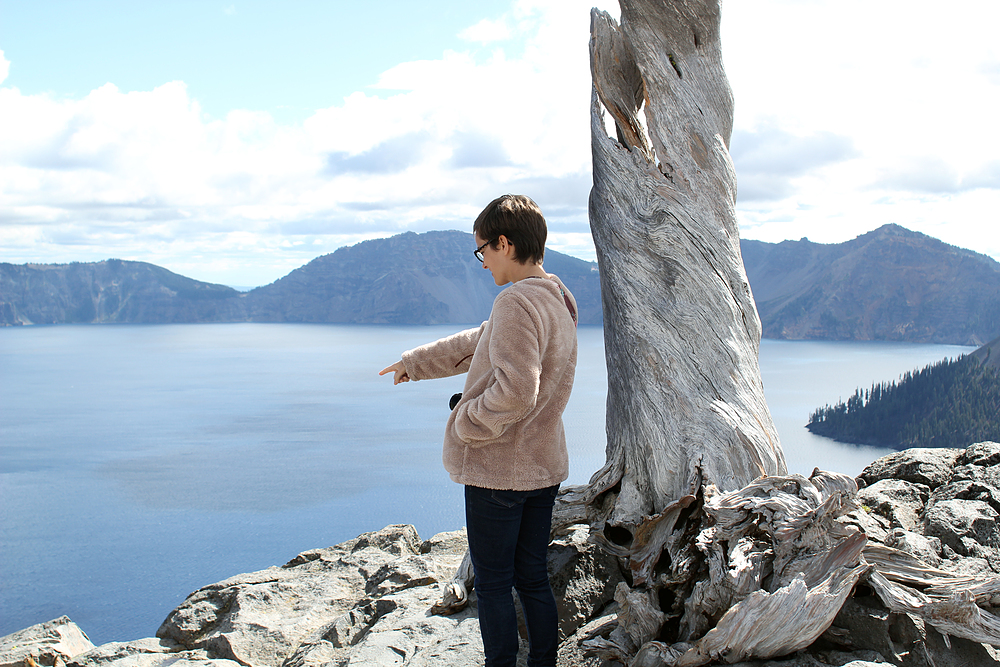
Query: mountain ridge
741 223 1000 345
3 224 998 344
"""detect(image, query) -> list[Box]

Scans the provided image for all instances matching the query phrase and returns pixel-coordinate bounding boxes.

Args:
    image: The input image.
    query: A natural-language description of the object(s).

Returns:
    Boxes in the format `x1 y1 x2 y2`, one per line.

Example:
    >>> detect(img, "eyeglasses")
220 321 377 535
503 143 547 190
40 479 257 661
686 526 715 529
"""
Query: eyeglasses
474 239 494 263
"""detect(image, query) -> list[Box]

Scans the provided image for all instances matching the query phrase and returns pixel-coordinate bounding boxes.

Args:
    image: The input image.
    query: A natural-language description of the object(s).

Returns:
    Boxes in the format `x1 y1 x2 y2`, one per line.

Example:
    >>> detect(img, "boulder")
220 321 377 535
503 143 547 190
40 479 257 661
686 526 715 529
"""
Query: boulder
826 596 1000 667
281 523 623 667
938 556 995 578
151 522 623 667
825 596 899 662
279 526 480 667
855 479 929 532
724 651 893 666
923 499 999 558
156 524 432 667
930 480 1000 515
65 638 242 667
883 529 941 566
0 617 94 667
952 464 1000 490
282 583 483 667
858 448 961 489
955 442 1000 468
546 525 626 640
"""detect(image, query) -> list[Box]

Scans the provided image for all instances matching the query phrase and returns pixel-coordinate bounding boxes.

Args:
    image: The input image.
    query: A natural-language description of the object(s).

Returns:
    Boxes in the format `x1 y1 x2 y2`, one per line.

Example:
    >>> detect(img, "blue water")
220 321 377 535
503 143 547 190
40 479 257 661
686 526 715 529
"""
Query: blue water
0 324 973 644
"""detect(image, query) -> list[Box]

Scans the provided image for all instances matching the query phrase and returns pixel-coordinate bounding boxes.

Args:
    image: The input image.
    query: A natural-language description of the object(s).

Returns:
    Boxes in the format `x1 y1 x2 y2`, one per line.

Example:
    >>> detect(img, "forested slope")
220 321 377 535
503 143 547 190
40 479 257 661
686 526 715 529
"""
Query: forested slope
807 337 1000 449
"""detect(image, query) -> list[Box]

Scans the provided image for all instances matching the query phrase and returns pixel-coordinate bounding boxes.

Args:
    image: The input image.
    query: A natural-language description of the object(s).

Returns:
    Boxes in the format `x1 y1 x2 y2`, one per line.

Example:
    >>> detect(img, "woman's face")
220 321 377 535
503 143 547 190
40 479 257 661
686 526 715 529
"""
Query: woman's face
475 233 514 286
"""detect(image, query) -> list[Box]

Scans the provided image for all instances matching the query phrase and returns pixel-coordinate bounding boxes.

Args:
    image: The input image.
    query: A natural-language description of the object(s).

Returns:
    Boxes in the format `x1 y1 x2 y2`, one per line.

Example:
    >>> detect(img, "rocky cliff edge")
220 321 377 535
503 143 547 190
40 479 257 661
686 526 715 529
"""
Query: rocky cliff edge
4 443 1000 667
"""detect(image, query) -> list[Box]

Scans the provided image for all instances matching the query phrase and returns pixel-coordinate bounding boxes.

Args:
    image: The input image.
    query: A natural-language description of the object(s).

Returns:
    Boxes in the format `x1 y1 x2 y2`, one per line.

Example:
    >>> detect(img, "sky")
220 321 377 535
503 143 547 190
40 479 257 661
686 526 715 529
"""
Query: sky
1 0 998 287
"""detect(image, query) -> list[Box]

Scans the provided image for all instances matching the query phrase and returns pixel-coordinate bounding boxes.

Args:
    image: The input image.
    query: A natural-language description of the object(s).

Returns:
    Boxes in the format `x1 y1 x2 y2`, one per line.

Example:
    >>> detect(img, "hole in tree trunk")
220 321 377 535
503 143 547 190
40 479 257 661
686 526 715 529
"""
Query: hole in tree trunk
668 53 682 78
604 524 634 548
658 588 680 642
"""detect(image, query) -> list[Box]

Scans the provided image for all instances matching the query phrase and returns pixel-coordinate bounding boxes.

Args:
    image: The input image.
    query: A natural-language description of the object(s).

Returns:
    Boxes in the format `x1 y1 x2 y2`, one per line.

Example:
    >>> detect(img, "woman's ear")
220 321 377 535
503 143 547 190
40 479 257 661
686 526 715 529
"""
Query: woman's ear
497 235 514 256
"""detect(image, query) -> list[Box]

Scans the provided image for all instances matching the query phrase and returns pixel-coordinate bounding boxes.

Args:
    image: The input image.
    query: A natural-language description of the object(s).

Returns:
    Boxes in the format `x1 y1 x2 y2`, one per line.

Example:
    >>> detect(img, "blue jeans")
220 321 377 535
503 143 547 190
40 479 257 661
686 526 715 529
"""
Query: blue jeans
465 484 560 667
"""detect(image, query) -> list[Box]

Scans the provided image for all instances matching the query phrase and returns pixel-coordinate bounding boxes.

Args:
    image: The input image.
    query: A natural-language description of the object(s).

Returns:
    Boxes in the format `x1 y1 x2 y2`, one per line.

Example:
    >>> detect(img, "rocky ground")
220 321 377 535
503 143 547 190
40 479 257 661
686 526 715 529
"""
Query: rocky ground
3 443 999 667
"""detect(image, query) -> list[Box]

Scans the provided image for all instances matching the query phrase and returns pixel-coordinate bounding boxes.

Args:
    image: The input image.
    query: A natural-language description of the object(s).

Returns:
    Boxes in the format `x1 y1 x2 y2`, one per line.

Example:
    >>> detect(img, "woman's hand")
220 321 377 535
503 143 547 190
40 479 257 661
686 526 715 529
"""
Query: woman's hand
379 360 410 385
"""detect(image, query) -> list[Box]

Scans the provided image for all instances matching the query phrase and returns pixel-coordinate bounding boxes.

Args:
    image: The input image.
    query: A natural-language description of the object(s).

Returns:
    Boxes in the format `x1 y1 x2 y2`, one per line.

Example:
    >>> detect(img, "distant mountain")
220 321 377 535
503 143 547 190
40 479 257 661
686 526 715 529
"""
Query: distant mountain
0 258 245 325
4 224 998 344
243 230 602 325
741 224 1000 345
0 231 602 327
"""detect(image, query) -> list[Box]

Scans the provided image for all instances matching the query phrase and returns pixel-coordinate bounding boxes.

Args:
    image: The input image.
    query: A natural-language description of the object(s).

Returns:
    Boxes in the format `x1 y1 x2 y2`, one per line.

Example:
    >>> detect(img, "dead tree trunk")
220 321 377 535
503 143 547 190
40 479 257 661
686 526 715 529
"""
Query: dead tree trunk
582 0 785 543
559 3 1000 666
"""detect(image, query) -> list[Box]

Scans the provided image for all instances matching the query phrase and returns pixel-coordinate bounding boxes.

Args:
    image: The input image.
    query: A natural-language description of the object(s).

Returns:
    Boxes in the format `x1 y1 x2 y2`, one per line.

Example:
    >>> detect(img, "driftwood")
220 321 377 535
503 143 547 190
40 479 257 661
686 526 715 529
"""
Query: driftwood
575 468 1000 664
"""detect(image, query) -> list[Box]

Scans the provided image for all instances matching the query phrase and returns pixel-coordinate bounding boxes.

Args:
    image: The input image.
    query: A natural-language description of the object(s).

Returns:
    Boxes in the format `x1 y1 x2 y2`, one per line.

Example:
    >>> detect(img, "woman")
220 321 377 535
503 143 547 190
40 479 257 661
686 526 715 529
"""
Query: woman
379 194 578 667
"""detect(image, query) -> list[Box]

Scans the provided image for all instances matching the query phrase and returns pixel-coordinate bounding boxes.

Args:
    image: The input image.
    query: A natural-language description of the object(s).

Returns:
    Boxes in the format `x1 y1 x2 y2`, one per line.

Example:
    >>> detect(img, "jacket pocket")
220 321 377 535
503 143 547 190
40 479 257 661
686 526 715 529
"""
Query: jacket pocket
454 399 506 444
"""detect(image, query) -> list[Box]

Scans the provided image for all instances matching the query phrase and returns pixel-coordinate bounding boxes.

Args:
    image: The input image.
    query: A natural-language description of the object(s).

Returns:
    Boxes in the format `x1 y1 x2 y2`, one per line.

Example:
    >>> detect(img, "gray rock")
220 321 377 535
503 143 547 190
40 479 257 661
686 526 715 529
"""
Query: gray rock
825 596 1000 667
883 529 942 565
418 529 467 556
931 480 1000 515
157 524 427 667
839 508 890 544
923 499 999 558
0 616 95 667
855 479 929 531
547 525 625 641
726 650 893 666
364 554 447 598
956 442 1000 468
948 463 1000 489
858 448 961 489
826 596 898 662
284 523 625 667
65 638 242 667
283 582 482 667
276 525 480 667
918 630 1000 667
938 555 994 578
556 609 617 667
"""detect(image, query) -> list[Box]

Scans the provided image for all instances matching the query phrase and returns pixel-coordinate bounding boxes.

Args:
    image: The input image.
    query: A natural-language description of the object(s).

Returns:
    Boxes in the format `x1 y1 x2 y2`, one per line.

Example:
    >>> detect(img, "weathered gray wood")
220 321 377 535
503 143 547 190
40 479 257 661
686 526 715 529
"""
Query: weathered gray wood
585 0 785 545
674 563 871 666
430 549 473 616
867 570 1000 647
580 466 1000 663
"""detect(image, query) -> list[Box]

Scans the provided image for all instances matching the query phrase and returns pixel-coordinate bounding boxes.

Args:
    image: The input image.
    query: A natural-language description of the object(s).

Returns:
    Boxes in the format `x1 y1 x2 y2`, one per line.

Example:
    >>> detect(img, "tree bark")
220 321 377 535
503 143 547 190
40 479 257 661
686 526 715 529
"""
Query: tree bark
584 0 785 542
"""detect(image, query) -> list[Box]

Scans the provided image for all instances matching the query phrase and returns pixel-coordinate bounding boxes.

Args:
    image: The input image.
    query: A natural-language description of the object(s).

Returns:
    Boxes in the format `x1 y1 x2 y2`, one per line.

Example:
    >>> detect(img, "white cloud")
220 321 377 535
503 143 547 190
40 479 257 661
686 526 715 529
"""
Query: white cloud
731 123 858 202
723 0 1000 263
459 17 511 43
1 0 999 286
0 2 613 284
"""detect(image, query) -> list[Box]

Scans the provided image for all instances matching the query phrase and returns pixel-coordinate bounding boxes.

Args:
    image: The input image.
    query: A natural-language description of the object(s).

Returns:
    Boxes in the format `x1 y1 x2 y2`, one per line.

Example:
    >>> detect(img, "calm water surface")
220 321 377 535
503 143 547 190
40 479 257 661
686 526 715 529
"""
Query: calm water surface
0 324 973 643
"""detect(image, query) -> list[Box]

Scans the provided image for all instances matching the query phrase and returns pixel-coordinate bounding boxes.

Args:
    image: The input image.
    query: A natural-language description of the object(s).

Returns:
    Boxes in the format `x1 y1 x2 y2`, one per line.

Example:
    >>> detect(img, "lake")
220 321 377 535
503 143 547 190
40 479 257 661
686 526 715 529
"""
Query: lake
0 323 974 644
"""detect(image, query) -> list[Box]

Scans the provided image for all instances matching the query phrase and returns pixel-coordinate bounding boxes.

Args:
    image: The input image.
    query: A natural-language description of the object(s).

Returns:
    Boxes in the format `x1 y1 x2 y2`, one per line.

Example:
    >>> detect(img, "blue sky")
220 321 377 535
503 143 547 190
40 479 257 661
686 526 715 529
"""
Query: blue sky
1 0 998 286
0 1 517 124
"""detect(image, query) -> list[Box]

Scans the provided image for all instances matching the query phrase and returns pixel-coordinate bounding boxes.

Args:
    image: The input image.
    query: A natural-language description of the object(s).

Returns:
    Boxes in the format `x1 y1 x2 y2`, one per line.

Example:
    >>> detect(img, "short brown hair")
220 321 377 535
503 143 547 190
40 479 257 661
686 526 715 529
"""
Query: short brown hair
473 194 547 265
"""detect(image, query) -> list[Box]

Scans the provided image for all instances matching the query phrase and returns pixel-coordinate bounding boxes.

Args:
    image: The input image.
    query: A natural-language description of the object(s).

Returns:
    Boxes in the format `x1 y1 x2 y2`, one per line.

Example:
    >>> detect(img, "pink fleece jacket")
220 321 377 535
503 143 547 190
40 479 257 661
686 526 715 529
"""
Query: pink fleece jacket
401 274 578 491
